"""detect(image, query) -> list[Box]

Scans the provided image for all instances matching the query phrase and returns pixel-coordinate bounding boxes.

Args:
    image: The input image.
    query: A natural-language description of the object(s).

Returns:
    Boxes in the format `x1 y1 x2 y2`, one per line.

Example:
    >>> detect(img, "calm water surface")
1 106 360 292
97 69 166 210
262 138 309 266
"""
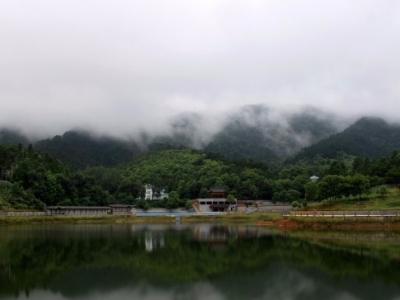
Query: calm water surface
1 223 400 300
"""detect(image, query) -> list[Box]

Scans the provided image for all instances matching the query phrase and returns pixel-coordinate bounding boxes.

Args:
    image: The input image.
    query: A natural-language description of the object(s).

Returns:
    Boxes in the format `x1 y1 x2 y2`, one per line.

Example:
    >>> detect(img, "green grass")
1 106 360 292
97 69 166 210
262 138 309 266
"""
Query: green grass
179 212 282 223
307 187 400 211
0 212 284 226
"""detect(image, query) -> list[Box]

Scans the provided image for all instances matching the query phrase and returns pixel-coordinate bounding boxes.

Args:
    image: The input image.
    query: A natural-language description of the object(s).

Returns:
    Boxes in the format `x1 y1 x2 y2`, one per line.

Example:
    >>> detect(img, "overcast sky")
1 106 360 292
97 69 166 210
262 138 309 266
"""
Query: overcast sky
1 0 400 138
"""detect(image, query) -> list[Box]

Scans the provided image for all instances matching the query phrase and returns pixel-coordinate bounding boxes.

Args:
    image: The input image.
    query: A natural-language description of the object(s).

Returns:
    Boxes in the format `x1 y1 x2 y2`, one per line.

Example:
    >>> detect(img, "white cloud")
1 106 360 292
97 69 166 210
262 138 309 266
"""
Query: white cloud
1 0 400 137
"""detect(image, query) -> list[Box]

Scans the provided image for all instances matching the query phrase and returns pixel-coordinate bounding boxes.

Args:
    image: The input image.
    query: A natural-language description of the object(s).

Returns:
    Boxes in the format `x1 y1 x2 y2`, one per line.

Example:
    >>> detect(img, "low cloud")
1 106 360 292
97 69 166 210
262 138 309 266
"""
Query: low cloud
1 1 399 139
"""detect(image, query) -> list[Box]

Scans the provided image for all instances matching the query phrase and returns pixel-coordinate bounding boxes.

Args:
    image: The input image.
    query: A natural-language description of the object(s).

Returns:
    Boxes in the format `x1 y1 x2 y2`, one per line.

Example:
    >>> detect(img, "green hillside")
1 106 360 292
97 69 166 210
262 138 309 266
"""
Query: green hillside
1 106 344 167
2 140 400 210
0 145 278 210
3 113 400 211
34 130 143 168
205 107 341 163
287 117 400 163
120 149 275 200
205 124 279 163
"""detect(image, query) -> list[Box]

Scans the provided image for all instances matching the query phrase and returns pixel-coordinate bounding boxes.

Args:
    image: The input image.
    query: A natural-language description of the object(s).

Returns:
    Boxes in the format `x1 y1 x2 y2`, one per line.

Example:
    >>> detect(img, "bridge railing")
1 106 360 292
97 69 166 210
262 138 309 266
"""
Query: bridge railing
0 211 46 217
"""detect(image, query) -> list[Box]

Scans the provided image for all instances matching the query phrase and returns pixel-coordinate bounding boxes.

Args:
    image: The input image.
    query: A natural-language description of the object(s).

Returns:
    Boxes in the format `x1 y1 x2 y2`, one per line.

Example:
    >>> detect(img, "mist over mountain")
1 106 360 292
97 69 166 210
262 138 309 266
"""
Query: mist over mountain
3 104 400 168
204 105 347 163
28 105 348 167
149 112 222 149
148 105 348 157
0 128 31 146
287 117 400 163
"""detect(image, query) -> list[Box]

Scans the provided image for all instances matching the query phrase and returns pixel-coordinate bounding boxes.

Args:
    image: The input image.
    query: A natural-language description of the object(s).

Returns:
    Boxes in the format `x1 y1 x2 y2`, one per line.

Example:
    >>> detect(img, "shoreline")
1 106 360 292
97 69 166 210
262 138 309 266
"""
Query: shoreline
0 213 281 225
1 213 400 231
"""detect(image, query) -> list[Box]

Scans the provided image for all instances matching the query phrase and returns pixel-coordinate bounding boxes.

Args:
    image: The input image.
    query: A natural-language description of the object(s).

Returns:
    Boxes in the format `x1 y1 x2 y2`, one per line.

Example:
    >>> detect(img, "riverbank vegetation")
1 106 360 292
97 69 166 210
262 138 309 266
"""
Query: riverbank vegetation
0 212 283 226
2 212 400 232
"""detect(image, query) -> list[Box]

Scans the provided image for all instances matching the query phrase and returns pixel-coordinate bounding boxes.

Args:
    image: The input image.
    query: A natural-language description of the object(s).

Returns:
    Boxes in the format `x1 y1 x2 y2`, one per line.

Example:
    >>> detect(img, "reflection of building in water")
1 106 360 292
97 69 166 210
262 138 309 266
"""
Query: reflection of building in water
192 224 237 242
130 224 274 251
191 224 269 251
144 232 165 252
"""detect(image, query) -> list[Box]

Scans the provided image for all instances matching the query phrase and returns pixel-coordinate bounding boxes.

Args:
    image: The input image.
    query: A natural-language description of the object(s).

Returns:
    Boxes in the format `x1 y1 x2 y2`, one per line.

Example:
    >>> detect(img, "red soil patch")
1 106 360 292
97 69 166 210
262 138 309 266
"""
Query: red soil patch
275 219 299 228
256 221 275 226
257 219 300 228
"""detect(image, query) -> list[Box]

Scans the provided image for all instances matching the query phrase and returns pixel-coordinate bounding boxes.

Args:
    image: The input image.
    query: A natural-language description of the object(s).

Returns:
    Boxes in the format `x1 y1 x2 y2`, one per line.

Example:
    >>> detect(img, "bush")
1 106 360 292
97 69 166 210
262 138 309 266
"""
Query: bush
376 185 388 198
185 200 193 210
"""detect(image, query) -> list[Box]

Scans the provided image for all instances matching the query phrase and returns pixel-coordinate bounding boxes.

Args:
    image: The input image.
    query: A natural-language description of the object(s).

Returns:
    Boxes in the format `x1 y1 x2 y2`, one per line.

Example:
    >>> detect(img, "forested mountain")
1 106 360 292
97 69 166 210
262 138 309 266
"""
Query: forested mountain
287 117 400 163
2 140 400 210
3 108 400 211
34 131 143 169
0 129 30 146
151 112 213 149
3 108 400 170
26 106 345 167
204 106 343 163
205 123 279 163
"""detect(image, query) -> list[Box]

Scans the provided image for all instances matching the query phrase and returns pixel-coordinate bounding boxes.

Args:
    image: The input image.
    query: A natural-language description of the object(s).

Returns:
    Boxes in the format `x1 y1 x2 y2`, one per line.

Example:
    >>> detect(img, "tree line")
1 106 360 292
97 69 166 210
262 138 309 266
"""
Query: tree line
1 144 400 210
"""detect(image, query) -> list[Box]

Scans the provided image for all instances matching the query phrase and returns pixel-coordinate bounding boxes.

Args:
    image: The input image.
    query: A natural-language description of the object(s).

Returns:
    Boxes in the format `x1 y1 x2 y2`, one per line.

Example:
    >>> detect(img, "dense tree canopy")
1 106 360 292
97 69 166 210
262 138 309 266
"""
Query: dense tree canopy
1 142 400 210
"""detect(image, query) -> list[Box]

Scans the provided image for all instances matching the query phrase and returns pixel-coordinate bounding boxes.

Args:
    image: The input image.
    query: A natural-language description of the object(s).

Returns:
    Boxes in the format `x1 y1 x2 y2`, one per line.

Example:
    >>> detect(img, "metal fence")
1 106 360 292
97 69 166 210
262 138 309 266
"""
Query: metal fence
0 211 47 217
290 210 400 218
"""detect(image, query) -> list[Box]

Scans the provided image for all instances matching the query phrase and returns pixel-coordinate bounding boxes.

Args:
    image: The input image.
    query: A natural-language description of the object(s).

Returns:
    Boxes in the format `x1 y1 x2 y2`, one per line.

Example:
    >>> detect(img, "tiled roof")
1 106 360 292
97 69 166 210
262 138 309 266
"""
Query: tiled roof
209 187 225 192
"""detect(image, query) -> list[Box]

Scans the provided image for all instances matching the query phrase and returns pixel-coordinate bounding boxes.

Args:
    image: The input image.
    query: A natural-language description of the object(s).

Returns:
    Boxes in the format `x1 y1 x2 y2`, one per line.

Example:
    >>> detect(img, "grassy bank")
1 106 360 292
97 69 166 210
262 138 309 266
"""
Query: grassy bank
285 216 400 231
2 212 400 231
0 212 283 226
0 215 174 225
307 187 400 211
181 212 282 223
0 213 282 225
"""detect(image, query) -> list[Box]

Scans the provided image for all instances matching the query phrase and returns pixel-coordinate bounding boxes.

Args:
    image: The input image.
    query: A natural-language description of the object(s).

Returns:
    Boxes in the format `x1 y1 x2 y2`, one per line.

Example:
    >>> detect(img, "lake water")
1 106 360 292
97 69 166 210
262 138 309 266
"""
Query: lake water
1 223 400 300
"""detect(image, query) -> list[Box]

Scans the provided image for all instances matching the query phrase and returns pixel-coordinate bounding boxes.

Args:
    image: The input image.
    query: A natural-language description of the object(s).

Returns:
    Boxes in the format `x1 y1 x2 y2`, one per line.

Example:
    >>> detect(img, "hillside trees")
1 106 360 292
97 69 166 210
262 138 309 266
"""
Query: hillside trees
4 141 400 210
349 174 370 198
0 144 119 208
315 174 370 201
304 181 319 202
119 149 279 201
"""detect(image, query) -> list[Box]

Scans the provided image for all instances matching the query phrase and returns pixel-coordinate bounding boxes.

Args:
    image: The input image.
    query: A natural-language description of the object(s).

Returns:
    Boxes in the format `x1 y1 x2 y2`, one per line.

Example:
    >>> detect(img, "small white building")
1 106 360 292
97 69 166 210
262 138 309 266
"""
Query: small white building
145 185 153 200
156 189 169 200
310 175 319 182
144 185 169 200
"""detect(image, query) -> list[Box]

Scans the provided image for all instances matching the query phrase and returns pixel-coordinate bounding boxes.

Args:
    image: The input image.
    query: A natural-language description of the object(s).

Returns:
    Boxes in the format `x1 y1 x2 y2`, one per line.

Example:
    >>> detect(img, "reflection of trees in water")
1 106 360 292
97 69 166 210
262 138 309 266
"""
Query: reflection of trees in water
0 226 400 297
288 231 400 262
